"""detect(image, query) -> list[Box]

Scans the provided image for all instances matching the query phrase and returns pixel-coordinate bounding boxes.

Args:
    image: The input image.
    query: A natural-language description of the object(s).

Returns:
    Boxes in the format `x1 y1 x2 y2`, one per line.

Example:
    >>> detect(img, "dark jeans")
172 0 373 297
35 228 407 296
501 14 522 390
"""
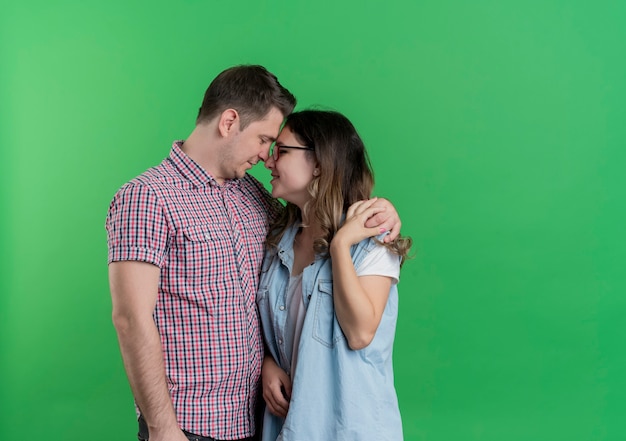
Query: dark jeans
137 415 256 441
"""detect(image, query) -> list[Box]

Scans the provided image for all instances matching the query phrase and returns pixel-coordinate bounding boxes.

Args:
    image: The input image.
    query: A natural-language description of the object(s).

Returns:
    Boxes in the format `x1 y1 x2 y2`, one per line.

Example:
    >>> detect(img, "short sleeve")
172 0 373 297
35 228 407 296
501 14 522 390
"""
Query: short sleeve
105 183 168 267
356 244 401 285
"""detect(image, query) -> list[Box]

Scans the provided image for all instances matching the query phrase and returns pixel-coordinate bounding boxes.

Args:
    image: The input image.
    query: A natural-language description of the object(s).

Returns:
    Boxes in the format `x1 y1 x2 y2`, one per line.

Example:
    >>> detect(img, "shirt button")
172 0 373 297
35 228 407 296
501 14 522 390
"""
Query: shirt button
279 305 285 311
278 339 283 345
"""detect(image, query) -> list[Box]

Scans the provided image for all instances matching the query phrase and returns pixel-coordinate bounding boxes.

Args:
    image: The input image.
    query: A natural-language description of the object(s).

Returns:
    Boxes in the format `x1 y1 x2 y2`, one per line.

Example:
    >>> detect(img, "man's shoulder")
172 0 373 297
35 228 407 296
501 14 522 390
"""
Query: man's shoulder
240 173 269 193
134 160 174 183
121 160 178 190
110 161 181 207
238 173 273 202
239 173 285 222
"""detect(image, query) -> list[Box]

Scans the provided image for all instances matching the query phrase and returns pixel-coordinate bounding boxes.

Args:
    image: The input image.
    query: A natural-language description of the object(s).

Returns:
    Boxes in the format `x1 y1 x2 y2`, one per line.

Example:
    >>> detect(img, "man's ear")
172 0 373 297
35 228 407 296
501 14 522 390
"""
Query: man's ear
218 109 239 137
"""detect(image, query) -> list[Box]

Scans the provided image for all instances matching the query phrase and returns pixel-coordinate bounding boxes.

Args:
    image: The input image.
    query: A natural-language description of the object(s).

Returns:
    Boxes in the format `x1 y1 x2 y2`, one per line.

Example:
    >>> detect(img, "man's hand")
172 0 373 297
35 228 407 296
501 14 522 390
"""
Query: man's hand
363 197 402 242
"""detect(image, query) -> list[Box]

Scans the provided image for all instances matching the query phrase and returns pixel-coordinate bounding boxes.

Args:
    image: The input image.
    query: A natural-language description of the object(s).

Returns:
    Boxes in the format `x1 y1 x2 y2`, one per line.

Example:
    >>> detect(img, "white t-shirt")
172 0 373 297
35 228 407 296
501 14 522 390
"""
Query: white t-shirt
284 244 401 377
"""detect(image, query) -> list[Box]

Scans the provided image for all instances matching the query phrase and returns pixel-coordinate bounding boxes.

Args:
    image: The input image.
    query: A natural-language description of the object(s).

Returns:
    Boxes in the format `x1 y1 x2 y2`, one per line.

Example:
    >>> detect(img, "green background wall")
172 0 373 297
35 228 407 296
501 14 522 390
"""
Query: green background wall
1 1 624 440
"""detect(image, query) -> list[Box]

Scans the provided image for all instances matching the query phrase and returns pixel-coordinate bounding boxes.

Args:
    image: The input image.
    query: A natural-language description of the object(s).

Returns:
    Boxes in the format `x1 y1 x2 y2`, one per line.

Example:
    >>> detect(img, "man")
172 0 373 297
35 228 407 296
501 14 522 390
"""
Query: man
106 65 401 441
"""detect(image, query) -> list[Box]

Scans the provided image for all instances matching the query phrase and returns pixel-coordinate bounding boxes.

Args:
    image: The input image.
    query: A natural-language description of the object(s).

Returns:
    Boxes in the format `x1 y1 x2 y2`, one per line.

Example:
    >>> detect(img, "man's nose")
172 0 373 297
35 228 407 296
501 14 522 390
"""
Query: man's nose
259 147 270 162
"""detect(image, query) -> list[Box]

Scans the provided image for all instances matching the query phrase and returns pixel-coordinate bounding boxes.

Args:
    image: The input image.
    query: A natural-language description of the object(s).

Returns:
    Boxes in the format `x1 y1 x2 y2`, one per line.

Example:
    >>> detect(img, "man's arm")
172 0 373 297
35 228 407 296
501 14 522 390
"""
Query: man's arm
109 261 187 441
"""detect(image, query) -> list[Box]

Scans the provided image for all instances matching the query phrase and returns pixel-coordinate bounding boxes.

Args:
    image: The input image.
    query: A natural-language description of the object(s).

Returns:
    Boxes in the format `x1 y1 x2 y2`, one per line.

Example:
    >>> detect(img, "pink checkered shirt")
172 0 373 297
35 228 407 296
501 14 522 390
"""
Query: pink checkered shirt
106 141 281 439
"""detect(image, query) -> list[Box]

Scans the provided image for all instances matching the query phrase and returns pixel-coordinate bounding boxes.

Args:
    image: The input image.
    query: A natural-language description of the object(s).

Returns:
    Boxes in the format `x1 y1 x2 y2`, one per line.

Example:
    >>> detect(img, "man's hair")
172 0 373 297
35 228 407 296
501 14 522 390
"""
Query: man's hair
267 109 412 262
196 65 296 129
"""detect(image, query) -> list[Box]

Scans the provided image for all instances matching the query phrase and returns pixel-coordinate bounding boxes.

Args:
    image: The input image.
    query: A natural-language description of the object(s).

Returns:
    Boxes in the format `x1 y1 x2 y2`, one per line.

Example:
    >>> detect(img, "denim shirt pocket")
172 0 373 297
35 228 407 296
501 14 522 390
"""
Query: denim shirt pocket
312 280 346 348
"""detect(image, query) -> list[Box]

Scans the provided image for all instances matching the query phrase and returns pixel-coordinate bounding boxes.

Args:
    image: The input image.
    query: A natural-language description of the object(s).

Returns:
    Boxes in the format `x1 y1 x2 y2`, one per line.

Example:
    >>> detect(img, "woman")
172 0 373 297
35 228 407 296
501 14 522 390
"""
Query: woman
256 110 412 440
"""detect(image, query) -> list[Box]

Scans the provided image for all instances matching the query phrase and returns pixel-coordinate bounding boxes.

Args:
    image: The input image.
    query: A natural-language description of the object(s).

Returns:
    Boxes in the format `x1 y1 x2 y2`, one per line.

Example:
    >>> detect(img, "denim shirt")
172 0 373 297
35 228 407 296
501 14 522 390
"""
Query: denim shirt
257 224 403 441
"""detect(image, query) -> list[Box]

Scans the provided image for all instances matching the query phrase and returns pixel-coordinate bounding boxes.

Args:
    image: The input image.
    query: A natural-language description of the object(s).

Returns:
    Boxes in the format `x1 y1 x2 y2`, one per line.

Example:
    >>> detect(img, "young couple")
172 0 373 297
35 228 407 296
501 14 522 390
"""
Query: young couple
106 65 411 441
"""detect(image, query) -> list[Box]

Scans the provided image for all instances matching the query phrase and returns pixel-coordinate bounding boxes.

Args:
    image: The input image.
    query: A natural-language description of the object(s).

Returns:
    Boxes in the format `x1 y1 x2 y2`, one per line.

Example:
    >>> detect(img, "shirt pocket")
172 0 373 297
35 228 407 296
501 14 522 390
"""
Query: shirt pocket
312 280 346 348
181 223 230 242
172 223 233 312
179 224 230 271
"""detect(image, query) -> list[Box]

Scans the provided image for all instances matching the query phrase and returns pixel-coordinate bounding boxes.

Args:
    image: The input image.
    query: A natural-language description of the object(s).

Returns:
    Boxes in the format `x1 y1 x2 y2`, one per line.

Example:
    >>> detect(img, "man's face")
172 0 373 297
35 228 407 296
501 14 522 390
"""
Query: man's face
220 107 284 181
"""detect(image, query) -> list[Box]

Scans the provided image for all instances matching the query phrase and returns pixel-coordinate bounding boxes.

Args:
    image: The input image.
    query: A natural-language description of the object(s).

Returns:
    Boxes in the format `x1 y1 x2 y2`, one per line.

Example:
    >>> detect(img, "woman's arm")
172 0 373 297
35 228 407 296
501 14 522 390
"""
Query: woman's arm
329 199 394 350
261 355 292 418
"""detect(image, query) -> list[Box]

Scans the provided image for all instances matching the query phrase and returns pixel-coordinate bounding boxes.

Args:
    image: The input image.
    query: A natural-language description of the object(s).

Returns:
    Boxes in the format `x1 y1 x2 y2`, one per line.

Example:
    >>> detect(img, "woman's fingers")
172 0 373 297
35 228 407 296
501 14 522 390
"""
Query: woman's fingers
353 206 387 225
264 384 289 417
347 198 380 217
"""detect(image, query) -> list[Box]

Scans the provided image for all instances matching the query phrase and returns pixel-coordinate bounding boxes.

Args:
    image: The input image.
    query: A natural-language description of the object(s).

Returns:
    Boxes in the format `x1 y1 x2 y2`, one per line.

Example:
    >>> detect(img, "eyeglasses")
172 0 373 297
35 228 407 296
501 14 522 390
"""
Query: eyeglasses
270 144 314 161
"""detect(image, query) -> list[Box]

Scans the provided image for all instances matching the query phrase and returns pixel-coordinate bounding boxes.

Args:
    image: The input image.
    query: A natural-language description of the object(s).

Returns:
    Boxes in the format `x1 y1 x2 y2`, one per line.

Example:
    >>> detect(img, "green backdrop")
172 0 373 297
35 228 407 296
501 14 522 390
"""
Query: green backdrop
2 1 624 440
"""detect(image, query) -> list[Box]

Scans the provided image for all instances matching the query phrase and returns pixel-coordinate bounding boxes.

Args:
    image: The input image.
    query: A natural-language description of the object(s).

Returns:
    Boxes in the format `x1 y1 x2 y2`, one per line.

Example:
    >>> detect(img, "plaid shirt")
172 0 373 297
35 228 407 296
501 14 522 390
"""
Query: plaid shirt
106 141 281 439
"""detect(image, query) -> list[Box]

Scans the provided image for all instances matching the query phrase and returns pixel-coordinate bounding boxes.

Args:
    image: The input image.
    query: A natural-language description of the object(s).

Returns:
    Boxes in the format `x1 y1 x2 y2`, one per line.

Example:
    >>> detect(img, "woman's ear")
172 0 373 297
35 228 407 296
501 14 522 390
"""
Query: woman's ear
313 168 320 176
218 109 239 137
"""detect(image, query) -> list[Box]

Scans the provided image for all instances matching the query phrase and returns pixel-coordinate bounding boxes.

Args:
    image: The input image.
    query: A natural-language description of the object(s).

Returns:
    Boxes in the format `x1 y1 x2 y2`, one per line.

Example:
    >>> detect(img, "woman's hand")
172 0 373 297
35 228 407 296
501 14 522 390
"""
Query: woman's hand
334 198 387 248
363 197 402 242
262 355 292 418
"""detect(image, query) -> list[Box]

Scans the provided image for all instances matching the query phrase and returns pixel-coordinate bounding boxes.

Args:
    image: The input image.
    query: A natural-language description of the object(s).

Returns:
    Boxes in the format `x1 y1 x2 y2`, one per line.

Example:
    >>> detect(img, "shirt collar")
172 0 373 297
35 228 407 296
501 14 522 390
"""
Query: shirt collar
277 224 299 252
168 141 215 187
170 140 243 189
273 224 298 271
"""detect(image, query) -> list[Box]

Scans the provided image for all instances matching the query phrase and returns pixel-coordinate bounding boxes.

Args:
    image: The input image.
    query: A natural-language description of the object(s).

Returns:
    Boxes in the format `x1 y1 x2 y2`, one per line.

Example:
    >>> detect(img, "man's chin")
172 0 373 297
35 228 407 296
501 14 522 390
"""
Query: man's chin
234 169 249 179
241 163 256 175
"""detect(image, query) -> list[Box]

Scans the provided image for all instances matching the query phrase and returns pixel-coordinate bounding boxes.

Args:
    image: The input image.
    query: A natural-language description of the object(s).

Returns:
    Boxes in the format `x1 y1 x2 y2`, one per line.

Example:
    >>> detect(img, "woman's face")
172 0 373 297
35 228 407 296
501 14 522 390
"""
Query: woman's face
265 125 318 208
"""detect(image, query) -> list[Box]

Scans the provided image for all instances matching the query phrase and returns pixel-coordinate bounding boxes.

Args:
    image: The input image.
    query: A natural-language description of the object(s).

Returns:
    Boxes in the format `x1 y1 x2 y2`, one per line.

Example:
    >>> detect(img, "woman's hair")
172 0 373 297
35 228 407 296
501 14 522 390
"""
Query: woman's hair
196 65 296 129
267 109 412 264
